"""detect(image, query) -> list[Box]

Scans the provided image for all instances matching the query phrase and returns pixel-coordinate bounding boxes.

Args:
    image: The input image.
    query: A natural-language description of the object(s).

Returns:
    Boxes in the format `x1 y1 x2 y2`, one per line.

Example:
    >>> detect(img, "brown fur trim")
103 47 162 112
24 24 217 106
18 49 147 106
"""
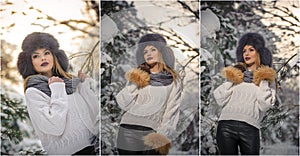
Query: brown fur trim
253 66 276 86
221 66 244 84
144 132 172 155
125 68 150 88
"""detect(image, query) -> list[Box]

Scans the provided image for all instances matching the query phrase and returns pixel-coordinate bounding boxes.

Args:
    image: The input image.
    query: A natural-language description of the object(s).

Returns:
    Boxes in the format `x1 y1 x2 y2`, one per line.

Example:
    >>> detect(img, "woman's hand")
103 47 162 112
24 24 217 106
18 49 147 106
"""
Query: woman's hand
48 76 64 84
78 70 88 82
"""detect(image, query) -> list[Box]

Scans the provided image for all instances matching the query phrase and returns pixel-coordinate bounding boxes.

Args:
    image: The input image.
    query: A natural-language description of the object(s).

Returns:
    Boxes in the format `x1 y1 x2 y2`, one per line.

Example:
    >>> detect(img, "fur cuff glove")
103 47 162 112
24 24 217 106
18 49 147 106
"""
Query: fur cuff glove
222 65 276 86
253 66 276 86
144 132 172 155
221 66 244 84
125 68 150 88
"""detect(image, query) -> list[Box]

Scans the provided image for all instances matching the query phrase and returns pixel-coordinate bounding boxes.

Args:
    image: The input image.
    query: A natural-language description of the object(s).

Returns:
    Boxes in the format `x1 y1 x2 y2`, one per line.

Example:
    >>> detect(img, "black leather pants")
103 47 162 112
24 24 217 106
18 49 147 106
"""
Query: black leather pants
216 120 260 155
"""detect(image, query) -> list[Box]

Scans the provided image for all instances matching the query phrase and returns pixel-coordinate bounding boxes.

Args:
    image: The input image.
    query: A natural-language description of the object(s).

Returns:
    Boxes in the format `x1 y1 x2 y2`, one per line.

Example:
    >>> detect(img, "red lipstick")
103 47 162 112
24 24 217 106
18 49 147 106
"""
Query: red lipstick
41 62 49 66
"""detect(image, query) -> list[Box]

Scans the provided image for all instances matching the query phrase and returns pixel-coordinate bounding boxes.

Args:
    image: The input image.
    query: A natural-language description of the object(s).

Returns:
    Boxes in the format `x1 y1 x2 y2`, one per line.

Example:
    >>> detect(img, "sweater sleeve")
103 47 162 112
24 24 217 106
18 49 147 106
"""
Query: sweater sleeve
156 81 182 139
256 80 276 112
77 78 99 135
115 81 139 111
77 78 99 112
213 82 234 107
25 82 68 136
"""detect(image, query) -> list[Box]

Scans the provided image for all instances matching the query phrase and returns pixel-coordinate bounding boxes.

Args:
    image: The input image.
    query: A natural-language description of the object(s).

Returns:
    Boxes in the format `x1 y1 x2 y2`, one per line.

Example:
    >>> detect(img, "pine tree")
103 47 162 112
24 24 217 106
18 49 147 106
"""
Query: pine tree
1 94 26 154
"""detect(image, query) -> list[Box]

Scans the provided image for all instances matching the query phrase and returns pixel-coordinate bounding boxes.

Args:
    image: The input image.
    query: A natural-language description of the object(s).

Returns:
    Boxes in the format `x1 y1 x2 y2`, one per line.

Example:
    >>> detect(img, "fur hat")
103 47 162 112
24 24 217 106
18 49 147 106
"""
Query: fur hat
236 33 273 67
17 32 69 79
136 34 175 69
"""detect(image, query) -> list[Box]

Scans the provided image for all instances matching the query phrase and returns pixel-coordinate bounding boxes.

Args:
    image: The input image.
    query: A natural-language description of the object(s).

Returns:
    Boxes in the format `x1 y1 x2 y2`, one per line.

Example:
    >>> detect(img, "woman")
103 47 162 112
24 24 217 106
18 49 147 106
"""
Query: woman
213 33 276 155
17 32 99 155
115 34 182 155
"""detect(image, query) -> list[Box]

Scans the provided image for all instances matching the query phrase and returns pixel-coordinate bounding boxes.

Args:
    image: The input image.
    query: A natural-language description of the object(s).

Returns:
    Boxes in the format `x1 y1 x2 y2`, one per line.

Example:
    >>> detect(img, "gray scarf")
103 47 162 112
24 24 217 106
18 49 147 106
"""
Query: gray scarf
243 70 253 83
26 75 81 97
150 71 173 86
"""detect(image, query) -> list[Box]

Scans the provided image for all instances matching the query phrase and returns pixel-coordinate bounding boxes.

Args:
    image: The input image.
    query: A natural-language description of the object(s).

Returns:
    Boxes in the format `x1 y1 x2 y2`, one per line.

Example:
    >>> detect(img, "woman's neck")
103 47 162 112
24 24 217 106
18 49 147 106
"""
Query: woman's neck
41 71 53 78
247 63 257 71
150 63 160 73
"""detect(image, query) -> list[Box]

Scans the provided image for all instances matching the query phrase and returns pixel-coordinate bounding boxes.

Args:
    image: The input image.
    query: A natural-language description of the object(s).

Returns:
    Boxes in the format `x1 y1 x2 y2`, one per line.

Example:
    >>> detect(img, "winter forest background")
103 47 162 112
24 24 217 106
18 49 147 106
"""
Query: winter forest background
100 1 199 155
201 0 299 155
0 0 299 155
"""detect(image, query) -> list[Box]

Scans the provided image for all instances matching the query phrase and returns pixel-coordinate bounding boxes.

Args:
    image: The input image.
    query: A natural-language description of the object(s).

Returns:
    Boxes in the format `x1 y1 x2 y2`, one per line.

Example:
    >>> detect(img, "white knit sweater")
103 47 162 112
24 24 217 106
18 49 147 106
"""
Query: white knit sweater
116 80 182 139
25 78 99 154
213 80 276 129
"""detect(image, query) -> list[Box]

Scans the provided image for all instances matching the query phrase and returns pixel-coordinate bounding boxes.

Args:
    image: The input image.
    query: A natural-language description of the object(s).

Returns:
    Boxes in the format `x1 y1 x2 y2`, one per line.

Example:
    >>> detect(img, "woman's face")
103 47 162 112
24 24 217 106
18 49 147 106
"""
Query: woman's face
143 45 161 66
31 48 54 77
243 45 259 66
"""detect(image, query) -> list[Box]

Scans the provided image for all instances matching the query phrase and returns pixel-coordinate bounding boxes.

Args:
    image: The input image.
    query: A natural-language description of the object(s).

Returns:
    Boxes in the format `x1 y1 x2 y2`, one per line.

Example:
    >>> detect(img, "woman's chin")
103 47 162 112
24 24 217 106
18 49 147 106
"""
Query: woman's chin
245 61 254 66
147 62 158 67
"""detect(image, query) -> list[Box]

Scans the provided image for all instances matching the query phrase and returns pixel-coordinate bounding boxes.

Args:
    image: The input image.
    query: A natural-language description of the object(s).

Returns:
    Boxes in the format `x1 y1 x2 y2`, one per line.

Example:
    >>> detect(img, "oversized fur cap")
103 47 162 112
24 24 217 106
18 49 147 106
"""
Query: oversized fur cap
236 33 273 67
17 32 69 79
136 34 175 69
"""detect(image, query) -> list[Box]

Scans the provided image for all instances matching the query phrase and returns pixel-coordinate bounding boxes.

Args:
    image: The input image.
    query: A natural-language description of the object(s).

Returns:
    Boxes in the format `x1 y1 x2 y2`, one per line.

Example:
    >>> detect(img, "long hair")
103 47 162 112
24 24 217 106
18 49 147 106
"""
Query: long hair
255 51 261 68
52 54 73 79
139 62 178 84
156 51 178 82
139 50 178 84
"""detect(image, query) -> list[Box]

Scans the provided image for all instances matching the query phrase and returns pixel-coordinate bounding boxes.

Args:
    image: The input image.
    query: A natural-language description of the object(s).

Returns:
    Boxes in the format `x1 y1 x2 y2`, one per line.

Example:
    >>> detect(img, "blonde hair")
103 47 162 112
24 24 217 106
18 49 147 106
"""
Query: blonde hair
255 51 261 68
159 62 178 83
23 53 73 93
155 51 178 83
52 54 73 79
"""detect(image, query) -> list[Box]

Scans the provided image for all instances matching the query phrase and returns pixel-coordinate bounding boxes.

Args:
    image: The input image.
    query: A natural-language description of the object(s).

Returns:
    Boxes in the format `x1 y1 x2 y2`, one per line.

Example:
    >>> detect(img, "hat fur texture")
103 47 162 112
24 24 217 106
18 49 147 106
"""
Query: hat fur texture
144 132 172 155
17 32 69 79
236 33 273 67
136 34 175 69
222 64 276 86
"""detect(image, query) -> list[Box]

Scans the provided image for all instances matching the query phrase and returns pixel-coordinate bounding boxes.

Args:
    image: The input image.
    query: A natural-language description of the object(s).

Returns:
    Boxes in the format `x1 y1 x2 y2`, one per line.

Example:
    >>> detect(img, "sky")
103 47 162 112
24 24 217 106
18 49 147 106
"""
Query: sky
1 0 87 52
134 2 199 44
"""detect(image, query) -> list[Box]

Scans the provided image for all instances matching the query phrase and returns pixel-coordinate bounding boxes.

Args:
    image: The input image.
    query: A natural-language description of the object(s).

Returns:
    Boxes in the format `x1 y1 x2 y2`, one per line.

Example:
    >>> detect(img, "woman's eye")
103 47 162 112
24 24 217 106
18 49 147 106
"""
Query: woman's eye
151 48 156 52
32 55 39 59
45 51 51 55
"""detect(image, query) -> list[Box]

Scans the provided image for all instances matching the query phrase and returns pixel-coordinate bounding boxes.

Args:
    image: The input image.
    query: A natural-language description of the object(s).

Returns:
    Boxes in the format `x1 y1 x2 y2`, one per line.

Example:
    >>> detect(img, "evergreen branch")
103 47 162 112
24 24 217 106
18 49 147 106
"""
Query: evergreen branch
276 53 298 74
80 40 100 72
30 5 99 37
177 0 199 19
255 6 300 27
183 53 199 70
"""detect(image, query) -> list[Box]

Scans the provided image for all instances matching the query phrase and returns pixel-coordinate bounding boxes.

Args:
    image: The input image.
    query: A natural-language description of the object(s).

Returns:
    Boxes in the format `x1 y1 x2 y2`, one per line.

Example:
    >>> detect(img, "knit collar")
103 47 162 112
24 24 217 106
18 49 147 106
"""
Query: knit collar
149 70 173 86
243 70 253 83
26 75 81 97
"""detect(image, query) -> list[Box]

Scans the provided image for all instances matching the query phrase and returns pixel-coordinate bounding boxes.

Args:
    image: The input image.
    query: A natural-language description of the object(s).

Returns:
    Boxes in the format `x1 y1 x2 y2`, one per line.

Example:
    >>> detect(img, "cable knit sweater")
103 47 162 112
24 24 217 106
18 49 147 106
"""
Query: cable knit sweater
213 65 276 129
25 78 99 154
116 78 182 140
